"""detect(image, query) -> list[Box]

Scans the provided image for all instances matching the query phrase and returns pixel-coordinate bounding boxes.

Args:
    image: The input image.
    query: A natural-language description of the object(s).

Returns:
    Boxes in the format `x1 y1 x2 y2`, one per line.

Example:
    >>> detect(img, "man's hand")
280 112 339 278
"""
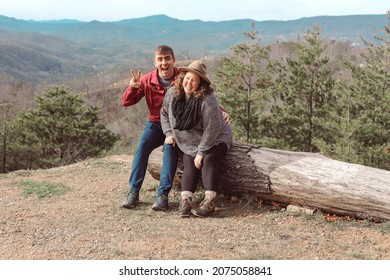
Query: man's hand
129 69 141 88
222 111 231 125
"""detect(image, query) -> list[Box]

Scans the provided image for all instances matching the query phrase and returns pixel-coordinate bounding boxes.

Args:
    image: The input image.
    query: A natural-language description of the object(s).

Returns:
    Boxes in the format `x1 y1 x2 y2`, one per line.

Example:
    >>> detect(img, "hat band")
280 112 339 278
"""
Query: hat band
188 68 206 76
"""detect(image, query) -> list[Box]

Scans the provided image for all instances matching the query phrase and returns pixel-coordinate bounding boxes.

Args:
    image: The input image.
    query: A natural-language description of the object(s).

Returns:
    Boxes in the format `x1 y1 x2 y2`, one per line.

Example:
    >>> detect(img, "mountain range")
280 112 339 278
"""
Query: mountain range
0 14 387 83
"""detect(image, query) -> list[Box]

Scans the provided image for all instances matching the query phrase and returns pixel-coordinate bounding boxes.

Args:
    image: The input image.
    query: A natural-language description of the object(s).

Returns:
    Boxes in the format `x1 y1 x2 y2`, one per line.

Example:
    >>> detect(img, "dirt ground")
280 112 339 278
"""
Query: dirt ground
1 155 389 260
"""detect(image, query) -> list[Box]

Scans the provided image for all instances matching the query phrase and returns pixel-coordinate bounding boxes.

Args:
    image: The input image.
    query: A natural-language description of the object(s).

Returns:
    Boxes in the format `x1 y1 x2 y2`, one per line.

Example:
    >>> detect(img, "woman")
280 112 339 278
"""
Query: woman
161 60 233 217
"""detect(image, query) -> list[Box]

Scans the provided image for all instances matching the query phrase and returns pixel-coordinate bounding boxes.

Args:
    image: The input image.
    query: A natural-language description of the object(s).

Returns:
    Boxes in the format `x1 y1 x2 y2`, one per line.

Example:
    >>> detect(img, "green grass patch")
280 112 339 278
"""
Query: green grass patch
374 222 390 234
20 180 70 198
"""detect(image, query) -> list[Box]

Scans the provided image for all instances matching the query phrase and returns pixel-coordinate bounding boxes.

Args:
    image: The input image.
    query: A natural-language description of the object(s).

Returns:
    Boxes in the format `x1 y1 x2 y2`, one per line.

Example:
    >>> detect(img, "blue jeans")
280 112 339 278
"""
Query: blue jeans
129 121 178 196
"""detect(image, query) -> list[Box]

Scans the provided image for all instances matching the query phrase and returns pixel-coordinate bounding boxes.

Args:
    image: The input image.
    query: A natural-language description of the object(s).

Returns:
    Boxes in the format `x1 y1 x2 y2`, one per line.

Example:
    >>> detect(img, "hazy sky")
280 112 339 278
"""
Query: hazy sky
0 0 388 22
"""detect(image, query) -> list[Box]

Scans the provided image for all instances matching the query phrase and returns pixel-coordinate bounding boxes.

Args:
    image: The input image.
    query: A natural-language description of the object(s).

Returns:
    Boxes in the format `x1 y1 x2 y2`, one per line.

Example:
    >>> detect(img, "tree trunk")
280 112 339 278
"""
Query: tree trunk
147 142 390 222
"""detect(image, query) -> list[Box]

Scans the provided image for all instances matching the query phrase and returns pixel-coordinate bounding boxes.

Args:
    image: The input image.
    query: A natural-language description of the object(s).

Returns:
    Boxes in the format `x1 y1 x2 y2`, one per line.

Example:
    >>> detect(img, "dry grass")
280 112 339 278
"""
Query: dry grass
1 155 389 260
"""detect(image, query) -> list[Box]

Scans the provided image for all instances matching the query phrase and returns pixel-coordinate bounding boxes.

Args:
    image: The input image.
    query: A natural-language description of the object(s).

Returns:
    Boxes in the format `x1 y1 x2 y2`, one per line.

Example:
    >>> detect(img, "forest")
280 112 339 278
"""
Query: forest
0 13 389 173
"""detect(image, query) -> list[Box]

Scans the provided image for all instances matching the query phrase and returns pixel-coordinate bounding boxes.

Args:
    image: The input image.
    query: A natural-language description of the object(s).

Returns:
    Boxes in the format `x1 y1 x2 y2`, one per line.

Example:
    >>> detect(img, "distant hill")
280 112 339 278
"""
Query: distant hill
0 32 98 82
0 14 387 83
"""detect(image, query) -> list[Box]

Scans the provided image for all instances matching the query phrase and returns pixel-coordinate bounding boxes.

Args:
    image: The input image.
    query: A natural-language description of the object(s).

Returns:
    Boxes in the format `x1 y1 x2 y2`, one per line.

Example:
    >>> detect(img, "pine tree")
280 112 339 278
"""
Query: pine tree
262 26 336 152
338 11 390 170
8 85 119 170
214 23 272 143
0 102 16 173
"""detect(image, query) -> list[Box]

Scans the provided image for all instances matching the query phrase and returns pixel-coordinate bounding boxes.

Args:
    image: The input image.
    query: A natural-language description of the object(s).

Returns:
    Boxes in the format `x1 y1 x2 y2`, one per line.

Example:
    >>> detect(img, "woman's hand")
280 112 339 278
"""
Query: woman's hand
165 136 176 146
194 154 204 169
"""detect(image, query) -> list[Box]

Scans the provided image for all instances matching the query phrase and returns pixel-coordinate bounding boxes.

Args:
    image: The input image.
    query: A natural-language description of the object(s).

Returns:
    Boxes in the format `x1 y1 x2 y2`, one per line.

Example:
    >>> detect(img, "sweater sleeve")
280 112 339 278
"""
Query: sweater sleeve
161 88 173 137
197 94 223 156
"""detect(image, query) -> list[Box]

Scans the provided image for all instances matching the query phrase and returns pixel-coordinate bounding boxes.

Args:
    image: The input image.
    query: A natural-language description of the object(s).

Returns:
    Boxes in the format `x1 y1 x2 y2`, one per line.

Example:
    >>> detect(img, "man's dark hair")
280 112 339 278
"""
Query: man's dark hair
154 45 175 59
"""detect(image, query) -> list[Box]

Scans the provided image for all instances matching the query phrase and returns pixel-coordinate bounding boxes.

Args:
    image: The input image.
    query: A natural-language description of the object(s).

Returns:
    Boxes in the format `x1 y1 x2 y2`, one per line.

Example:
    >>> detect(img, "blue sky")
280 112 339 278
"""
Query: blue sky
0 0 388 22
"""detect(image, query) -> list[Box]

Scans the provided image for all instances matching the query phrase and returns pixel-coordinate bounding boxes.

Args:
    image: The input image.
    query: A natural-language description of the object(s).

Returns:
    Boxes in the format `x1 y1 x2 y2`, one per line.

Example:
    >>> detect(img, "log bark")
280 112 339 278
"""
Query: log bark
147 142 390 222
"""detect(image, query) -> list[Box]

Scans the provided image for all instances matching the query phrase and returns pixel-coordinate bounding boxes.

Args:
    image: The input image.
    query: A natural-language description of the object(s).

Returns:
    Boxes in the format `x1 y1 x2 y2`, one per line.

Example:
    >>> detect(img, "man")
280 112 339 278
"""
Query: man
121 45 178 211
122 45 229 211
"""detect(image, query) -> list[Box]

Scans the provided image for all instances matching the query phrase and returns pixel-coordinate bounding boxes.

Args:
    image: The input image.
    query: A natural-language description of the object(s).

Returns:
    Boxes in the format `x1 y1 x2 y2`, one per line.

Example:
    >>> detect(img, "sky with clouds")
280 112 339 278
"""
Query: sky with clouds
0 0 388 22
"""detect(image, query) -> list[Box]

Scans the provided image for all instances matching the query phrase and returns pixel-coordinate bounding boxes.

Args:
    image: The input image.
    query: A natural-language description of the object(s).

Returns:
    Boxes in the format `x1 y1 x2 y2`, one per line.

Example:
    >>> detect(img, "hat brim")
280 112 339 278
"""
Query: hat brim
178 66 211 84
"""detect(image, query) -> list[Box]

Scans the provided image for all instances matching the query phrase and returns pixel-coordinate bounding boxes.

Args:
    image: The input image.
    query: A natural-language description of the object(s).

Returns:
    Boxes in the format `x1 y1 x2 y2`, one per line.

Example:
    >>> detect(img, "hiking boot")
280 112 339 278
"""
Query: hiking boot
152 194 169 211
178 198 192 218
122 191 139 209
191 197 216 217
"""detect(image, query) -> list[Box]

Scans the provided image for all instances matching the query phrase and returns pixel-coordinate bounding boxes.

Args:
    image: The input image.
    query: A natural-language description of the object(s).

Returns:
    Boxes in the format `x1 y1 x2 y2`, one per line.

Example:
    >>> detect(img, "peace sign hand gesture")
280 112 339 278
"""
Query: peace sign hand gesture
129 69 141 88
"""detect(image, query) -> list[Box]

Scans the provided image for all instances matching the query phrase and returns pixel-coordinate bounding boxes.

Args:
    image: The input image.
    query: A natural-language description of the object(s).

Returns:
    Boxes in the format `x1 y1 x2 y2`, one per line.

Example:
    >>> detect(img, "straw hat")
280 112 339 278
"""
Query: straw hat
178 60 210 84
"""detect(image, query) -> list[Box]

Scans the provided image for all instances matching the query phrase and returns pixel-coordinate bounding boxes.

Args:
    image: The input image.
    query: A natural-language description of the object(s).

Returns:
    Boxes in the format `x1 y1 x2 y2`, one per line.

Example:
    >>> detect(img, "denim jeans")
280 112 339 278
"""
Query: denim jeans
129 121 178 196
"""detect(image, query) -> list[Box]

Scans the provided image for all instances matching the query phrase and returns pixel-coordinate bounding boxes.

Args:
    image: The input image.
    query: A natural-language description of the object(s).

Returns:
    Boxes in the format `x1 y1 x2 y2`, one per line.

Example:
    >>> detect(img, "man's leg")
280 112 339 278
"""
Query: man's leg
122 121 164 208
152 142 179 211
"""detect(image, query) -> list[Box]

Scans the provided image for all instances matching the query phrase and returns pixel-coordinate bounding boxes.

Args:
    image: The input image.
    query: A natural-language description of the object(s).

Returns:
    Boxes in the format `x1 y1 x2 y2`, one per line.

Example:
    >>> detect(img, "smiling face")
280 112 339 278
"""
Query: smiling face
154 51 176 80
182 72 201 96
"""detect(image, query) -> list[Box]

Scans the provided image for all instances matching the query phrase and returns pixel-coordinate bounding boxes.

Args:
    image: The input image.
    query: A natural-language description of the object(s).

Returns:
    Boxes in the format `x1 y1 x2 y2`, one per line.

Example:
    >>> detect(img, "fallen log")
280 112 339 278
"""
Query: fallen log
147 142 390 222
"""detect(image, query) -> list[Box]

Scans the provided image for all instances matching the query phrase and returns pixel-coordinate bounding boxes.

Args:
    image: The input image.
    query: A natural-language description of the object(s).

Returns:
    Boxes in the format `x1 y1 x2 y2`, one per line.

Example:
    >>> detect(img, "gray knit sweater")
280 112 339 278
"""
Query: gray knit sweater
161 88 233 157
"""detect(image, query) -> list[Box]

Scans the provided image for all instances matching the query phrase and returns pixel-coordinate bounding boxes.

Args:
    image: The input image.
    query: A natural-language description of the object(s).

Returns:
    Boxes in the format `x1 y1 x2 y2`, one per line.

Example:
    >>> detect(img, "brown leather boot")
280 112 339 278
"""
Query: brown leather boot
178 198 192 218
191 197 216 217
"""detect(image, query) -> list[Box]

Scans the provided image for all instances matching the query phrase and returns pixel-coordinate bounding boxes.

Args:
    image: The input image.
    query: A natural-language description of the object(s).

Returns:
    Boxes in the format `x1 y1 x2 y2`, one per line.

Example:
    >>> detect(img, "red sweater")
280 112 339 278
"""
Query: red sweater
122 68 179 122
